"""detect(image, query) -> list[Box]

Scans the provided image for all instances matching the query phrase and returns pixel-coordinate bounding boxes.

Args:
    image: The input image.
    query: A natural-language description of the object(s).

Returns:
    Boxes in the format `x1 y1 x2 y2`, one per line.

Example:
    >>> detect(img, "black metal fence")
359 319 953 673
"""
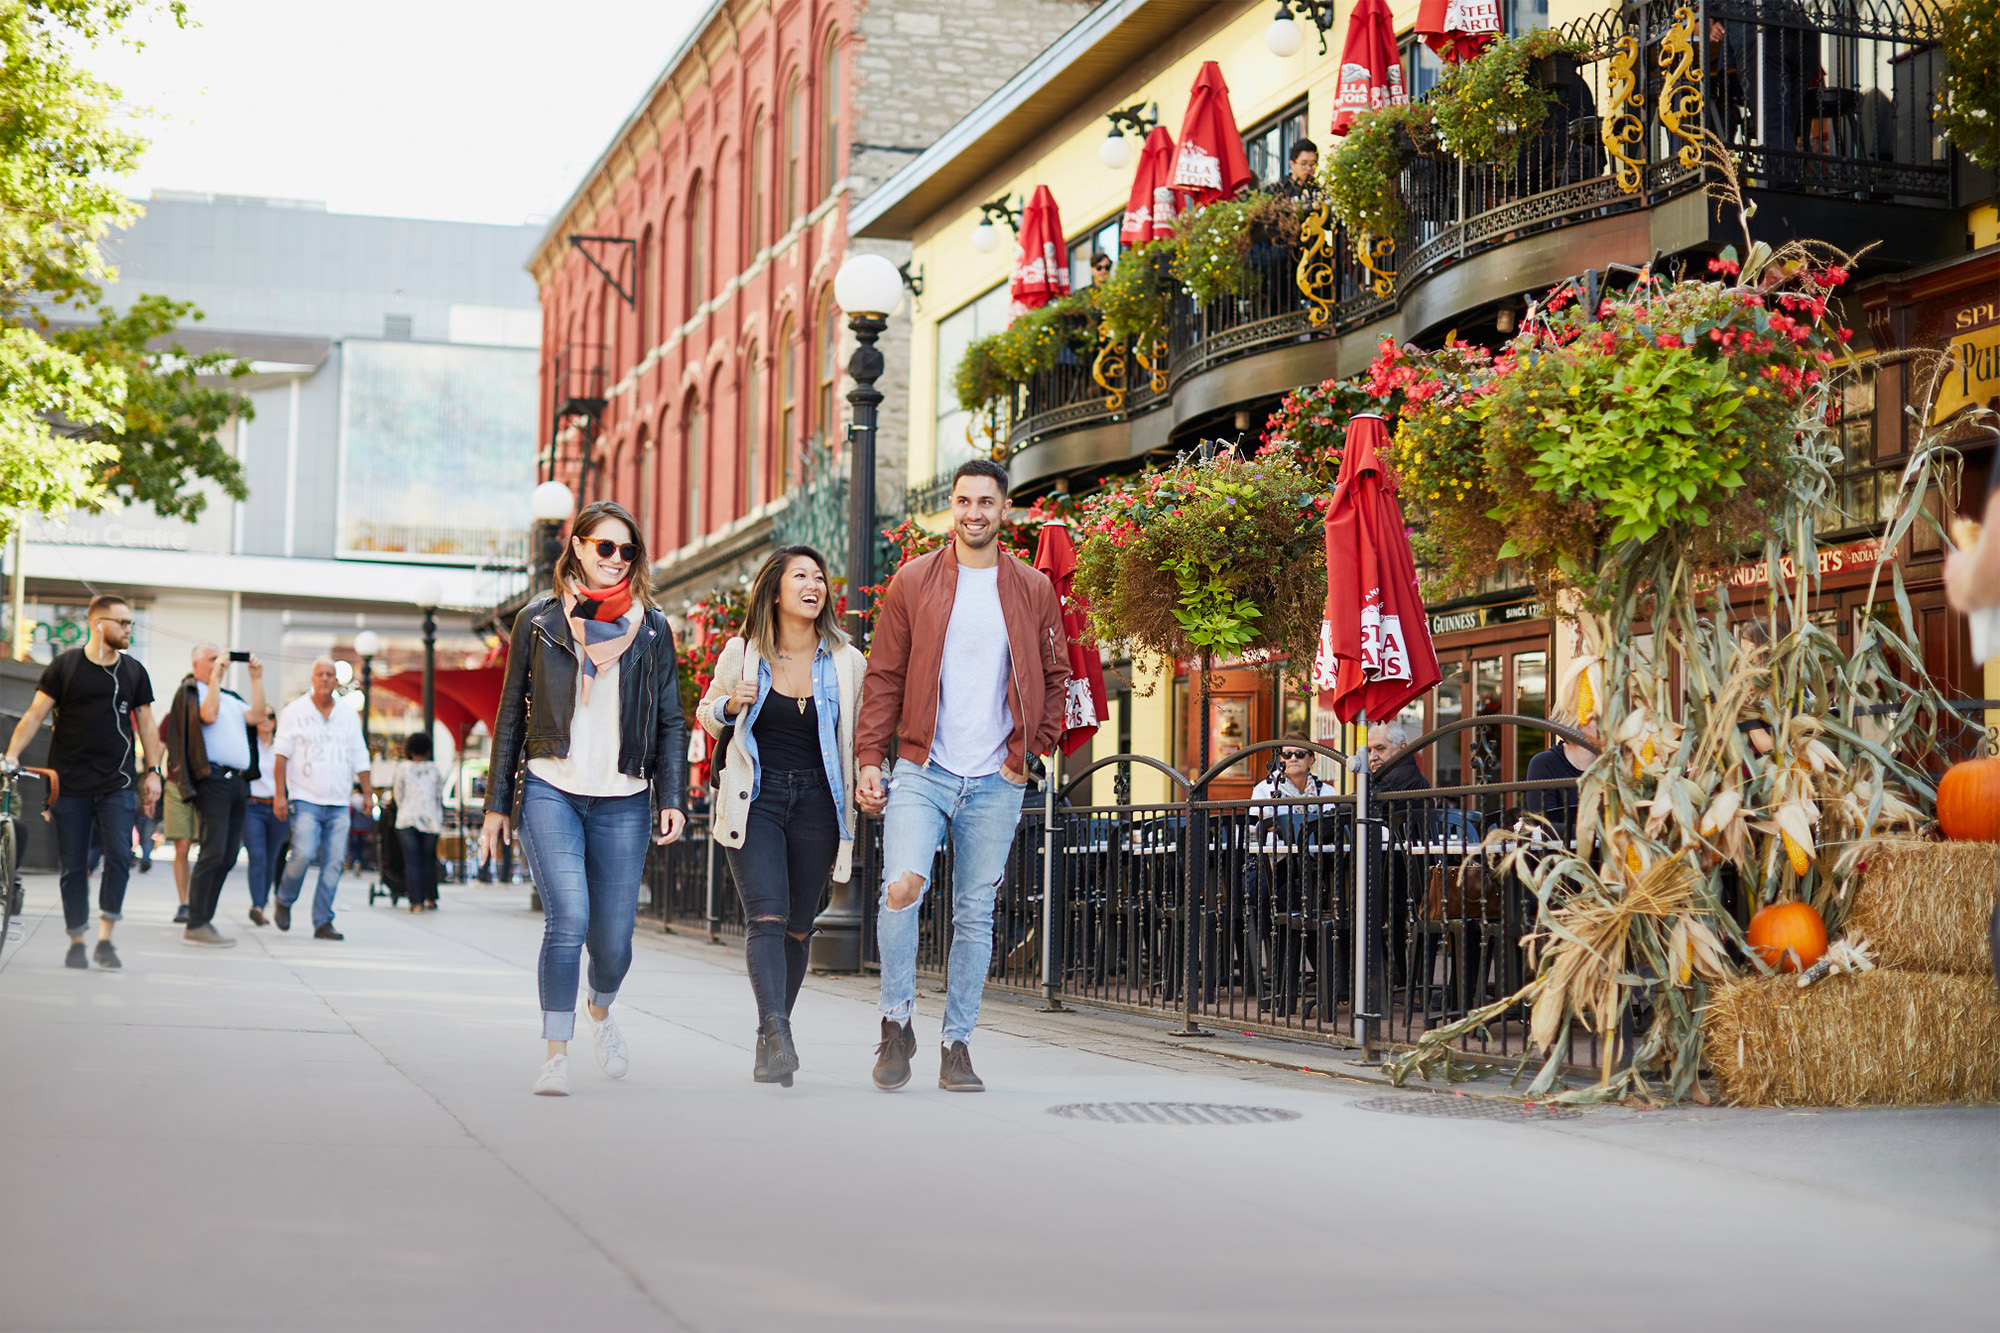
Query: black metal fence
646 720 1603 1066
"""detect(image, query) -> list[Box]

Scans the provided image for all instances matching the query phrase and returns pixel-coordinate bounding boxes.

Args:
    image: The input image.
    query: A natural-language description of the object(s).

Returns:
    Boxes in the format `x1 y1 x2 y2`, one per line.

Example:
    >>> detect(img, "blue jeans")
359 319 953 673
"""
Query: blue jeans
517 775 651 1042
242 800 286 908
277 800 351 929
876 761 1027 1045
53 788 137 936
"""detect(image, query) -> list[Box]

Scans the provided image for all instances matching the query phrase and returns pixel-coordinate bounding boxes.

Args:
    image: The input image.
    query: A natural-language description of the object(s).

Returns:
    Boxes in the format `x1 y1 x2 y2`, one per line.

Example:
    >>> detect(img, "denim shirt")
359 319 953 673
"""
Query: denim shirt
730 645 852 844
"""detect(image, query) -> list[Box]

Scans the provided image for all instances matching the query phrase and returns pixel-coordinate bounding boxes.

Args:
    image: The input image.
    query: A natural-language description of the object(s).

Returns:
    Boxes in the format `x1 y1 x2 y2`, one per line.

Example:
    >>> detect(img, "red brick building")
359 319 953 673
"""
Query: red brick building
530 0 1090 604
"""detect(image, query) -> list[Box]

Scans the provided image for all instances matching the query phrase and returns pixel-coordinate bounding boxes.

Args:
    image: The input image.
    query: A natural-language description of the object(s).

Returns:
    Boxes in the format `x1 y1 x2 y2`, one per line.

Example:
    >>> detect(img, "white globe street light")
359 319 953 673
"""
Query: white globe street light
969 221 1001 253
833 252 906 318
1265 11 1304 56
413 578 444 610
352 629 382 659
1099 130 1134 170
530 479 575 523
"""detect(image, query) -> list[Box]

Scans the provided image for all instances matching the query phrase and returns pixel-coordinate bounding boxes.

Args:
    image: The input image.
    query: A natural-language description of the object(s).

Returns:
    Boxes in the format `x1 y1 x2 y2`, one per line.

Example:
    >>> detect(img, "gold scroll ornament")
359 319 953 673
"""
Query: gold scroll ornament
1658 5 1704 170
1355 233 1396 299
1601 34 1646 193
1090 320 1127 411
1296 205 1340 326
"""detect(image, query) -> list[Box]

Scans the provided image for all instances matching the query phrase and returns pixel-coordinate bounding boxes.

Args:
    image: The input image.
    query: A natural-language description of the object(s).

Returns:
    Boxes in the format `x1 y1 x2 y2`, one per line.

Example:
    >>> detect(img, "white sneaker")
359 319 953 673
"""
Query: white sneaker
531 1054 570 1097
589 1010 629 1078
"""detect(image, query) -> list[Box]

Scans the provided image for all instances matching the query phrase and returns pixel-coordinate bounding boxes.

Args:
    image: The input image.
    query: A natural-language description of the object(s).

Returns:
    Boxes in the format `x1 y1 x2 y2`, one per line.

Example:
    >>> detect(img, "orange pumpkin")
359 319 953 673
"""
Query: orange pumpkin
1747 901 1828 972
1937 757 2000 842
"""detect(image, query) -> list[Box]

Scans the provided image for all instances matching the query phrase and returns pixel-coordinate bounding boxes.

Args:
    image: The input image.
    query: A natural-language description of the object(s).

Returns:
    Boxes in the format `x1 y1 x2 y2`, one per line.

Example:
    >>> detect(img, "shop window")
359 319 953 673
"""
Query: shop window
1068 215 1121 293
931 283 1010 485
1433 662 1466 788
1403 38 1444 101
1818 372 1886 535
1471 656 1504 780
1242 100 1309 192
1505 0 1549 35
1513 650 1549 780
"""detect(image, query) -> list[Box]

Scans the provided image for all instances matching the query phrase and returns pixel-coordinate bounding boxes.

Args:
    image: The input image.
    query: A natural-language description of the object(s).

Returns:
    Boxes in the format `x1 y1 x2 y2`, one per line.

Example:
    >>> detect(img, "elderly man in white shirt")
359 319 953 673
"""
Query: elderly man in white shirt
272 658 373 940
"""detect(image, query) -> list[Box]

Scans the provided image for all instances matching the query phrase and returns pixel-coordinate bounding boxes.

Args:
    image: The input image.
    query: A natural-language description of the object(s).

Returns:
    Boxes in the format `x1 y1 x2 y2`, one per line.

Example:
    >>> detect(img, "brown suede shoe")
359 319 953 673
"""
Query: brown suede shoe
871 1017 916 1091
939 1042 984 1093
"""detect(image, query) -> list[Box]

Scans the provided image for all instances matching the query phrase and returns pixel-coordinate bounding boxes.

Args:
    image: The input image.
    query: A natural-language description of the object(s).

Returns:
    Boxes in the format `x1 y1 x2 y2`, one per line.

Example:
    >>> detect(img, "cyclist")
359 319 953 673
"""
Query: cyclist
3 594 164 970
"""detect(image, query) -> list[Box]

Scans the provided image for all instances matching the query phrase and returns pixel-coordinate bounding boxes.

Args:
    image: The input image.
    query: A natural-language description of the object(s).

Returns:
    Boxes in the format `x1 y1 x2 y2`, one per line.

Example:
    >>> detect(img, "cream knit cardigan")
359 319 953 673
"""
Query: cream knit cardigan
695 635 866 882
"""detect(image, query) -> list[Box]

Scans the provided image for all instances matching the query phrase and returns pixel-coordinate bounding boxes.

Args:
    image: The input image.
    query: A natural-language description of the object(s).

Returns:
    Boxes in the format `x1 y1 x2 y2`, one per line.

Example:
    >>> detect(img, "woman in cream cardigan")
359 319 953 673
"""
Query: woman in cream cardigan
697 545 865 1086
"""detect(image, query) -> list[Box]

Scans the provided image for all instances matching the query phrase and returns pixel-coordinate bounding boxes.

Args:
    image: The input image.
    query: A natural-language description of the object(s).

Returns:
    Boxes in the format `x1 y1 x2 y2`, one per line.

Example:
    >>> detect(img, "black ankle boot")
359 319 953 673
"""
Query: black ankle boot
756 1014 798 1087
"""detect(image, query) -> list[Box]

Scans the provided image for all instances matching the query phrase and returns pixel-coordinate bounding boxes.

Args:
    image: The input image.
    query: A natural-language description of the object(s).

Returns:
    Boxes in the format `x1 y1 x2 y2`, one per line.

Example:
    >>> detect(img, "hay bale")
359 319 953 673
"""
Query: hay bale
1844 838 1998 976
1705 970 2000 1107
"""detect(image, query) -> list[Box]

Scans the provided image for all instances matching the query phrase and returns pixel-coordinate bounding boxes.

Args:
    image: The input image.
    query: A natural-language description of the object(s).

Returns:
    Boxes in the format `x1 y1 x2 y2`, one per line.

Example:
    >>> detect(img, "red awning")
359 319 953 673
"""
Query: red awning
1330 0 1408 137
1168 61 1253 209
1119 125 1179 247
1009 185 1070 319
1032 520 1108 758
1313 414 1440 724
1415 0 1500 64
372 666 508 748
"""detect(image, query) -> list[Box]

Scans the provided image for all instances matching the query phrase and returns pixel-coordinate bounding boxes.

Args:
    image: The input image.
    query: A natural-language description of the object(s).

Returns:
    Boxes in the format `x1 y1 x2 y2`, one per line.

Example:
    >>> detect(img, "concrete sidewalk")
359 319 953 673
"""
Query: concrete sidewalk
2 864 1994 1332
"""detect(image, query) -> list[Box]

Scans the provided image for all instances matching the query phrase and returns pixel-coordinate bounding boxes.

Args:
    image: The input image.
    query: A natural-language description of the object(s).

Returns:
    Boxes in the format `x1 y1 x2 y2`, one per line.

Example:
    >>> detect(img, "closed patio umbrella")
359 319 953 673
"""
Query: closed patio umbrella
1168 60 1253 209
1415 0 1501 64
1311 411 1439 1043
1120 125 1180 247
1031 519 1106 758
1009 185 1070 320
1330 0 1407 137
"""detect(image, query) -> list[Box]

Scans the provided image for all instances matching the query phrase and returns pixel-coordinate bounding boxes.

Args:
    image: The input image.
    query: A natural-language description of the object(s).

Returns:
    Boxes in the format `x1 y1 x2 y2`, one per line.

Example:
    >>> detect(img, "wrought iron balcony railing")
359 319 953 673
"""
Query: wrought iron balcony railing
986 0 1952 464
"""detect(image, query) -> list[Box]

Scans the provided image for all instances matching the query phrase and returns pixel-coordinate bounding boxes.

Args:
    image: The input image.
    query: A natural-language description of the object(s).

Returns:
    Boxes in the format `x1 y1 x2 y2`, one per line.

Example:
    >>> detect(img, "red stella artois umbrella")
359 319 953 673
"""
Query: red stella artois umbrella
1032 519 1106 756
1330 0 1408 137
1009 185 1070 320
1313 414 1440 723
1415 0 1501 63
1120 124 1179 247
1168 61 1253 209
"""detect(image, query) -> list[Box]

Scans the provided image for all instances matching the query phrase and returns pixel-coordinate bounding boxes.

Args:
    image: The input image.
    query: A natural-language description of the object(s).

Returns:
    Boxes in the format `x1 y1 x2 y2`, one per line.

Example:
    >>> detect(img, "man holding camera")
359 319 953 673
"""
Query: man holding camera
166 643 265 946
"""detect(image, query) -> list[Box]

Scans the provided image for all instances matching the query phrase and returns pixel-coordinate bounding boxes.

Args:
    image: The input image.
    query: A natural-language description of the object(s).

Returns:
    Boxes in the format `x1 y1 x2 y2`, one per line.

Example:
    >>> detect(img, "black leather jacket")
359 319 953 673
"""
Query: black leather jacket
485 595 688 817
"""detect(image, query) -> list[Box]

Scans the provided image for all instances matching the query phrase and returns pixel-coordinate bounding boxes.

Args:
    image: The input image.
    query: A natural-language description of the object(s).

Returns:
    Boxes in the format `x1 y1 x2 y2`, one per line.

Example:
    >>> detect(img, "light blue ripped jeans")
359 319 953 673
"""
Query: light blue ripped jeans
875 760 1028 1046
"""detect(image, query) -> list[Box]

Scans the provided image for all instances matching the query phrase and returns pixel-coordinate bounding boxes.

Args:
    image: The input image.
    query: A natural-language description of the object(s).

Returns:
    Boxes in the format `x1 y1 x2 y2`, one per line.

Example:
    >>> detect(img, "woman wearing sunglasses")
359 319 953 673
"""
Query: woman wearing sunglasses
696 544 865 1086
483 500 689 1097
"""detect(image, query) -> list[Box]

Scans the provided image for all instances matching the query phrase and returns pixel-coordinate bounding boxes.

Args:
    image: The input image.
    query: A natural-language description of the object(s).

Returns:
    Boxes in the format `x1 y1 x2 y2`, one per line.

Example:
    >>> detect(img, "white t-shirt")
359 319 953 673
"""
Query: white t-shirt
272 694 371 807
248 738 276 798
393 761 445 833
528 658 648 798
928 564 1014 778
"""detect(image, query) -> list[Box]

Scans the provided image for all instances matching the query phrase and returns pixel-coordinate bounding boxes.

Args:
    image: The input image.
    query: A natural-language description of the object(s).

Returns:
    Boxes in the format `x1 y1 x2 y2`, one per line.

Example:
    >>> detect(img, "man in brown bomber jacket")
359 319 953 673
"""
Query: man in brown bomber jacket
855 459 1069 1094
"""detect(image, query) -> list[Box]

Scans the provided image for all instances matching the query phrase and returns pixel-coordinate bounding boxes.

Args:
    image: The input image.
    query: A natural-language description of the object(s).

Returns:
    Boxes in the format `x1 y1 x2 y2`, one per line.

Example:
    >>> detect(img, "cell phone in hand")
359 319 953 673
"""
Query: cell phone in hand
228 650 251 662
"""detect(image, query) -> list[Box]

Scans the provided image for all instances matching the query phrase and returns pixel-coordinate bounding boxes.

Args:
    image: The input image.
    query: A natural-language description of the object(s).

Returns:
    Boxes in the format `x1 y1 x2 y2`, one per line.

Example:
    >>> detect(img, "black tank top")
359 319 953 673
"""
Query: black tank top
753 692 824 774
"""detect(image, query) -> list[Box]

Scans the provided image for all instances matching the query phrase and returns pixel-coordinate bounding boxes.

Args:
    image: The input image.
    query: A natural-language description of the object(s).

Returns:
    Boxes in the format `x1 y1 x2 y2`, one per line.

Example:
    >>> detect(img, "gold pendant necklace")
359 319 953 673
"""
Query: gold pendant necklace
796 694 807 715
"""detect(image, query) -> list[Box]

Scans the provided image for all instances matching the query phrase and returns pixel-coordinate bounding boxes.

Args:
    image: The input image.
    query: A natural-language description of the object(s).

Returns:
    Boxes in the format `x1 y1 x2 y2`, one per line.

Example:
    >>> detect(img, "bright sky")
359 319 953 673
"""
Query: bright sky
91 0 712 226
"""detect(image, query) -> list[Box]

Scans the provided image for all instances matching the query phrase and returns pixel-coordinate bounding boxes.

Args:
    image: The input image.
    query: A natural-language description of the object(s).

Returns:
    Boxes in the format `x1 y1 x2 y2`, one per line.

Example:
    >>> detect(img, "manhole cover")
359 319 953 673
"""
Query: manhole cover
1349 1095 1581 1121
1047 1102 1302 1125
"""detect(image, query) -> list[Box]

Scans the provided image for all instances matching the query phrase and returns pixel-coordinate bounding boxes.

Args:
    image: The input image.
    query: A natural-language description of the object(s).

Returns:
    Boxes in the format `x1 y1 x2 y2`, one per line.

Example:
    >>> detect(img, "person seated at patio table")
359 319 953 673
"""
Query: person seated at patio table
1366 723 1427 796
1242 734 1332 1010
1523 716 1598 842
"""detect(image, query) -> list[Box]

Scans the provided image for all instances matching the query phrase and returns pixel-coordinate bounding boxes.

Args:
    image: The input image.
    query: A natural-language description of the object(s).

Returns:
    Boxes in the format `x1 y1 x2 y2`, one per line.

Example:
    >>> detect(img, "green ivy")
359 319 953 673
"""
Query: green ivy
1431 29 1587 169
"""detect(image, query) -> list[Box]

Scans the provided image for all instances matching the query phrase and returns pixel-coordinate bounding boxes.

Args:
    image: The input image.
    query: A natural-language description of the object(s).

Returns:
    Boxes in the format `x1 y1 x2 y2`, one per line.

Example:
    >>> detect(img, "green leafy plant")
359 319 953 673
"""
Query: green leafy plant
1072 451 1326 668
1936 0 2000 171
951 293 1098 415
1320 101 1435 252
1171 194 1301 305
1093 240 1177 344
1431 29 1587 168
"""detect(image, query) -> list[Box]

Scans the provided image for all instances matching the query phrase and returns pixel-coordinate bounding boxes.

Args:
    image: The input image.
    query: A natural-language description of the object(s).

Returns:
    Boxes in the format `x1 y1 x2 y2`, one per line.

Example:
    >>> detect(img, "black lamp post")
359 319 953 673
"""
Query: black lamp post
812 252 908 973
353 629 381 753
415 579 442 746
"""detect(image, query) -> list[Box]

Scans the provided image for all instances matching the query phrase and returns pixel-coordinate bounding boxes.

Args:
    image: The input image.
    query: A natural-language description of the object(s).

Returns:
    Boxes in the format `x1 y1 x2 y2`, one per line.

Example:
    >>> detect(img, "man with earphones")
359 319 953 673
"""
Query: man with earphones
3 594 164 970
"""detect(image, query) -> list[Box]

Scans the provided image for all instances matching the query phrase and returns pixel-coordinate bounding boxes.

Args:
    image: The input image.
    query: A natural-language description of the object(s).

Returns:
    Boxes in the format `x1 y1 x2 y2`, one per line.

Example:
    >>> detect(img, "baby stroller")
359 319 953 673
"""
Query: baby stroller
368 798 409 905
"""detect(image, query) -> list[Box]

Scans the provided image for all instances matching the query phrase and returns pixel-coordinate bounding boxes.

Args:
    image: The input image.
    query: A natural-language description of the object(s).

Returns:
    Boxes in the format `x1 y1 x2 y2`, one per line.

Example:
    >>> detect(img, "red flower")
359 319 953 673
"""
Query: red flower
1655 333 1683 349
1837 326 1853 343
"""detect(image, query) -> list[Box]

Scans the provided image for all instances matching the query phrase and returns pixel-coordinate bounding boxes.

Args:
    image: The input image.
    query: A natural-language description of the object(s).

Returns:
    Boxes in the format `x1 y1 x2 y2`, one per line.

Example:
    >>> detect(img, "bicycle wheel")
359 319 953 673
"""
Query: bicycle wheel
0 817 16 959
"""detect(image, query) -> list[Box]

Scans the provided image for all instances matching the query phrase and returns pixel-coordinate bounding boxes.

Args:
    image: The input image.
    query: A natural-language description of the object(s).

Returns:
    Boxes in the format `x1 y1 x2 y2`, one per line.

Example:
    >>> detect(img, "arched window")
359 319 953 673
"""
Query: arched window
777 315 798 490
711 142 732 281
781 73 804 225
683 391 706 542
741 344 763 513
817 33 841 198
813 287 840 441
657 200 675 333
687 175 709 314
746 113 768 254
636 224 654 352
635 423 653 541
596 288 612 396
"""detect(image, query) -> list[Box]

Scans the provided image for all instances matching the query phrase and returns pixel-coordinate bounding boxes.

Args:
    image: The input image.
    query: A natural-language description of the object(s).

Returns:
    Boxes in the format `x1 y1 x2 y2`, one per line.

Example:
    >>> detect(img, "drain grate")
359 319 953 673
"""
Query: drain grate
1349 1095 1582 1121
1047 1102 1302 1125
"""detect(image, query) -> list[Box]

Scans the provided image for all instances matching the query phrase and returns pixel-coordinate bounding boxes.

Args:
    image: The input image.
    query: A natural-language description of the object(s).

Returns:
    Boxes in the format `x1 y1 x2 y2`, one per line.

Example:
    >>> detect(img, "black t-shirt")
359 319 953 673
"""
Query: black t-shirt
1524 743 1585 835
752 692 825 775
38 649 154 796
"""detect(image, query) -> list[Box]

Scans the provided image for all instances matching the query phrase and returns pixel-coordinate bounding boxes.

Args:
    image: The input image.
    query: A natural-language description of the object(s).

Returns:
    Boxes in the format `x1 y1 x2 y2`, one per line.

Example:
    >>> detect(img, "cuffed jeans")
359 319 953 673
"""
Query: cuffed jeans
397 827 439 907
723 767 840 1023
53 788 136 936
518 775 650 1042
242 800 285 908
277 800 351 930
876 761 1027 1045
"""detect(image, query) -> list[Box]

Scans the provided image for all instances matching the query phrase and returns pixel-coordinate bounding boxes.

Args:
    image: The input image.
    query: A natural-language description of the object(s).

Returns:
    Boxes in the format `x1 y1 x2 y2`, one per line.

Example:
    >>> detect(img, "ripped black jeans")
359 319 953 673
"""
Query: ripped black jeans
724 768 839 1022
